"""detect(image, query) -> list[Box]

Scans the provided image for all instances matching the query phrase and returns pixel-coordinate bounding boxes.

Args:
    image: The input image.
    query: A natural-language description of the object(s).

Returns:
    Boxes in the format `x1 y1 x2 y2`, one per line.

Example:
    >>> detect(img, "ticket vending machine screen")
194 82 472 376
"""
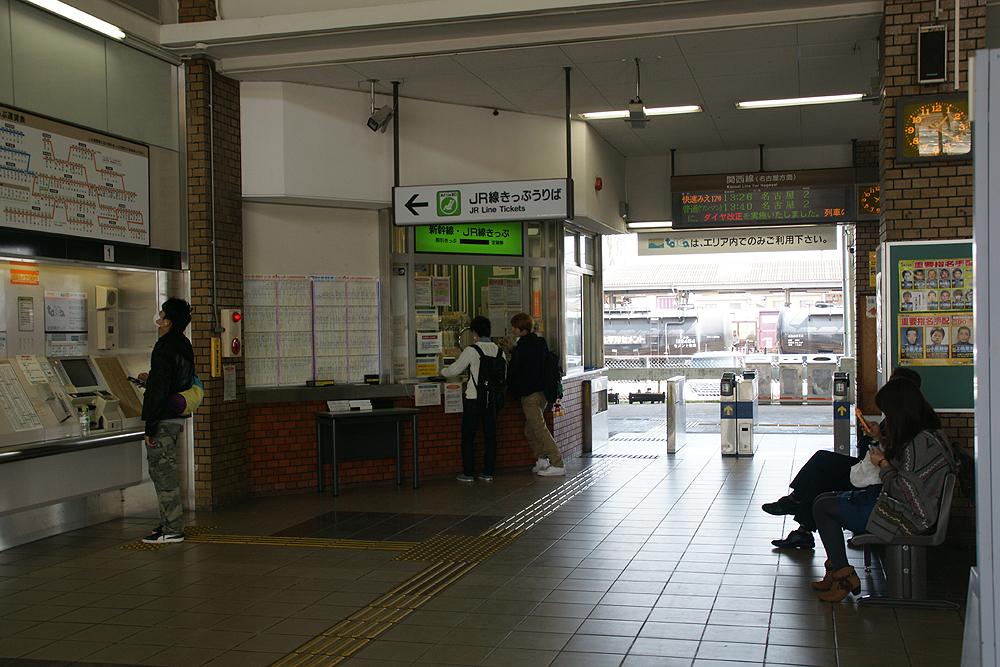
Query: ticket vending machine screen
60 358 102 392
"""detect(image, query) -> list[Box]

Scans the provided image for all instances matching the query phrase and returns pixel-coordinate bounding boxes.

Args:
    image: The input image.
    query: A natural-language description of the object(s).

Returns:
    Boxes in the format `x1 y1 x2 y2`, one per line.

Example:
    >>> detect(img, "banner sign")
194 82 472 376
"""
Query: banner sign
414 222 523 256
393 178 569 226
638 225 837 255
671 168 855 230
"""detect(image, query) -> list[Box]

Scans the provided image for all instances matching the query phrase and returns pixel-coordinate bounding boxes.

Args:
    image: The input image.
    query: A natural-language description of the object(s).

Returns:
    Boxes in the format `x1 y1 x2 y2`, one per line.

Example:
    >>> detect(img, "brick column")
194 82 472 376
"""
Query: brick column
853 140 879 413
181 1 249 509
880 0 984 454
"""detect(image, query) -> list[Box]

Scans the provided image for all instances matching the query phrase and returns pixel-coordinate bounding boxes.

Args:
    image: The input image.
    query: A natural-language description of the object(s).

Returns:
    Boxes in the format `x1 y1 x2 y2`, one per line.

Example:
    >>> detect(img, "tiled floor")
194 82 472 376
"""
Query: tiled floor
0 433 970 666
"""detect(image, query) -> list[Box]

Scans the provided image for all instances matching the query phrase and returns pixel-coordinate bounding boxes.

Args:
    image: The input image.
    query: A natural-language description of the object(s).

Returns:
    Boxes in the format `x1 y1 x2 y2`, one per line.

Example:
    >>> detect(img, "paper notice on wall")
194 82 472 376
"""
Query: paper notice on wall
223 365 237 401
277 277 312 306
414 383 441 407
432 277 451 306
44 291 87 332
444 382 464 413
416 332 443 355
866 296 878 319
414 277 432 307
415 356 438 377
415 309 438 332
0 362 42 431
17 297 34 332
245 278 277 306
46 333 87 357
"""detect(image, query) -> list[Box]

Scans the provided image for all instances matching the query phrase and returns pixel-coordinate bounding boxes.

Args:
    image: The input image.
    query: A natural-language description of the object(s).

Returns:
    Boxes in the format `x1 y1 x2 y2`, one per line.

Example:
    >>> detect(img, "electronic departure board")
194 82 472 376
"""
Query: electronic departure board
671 168 856 230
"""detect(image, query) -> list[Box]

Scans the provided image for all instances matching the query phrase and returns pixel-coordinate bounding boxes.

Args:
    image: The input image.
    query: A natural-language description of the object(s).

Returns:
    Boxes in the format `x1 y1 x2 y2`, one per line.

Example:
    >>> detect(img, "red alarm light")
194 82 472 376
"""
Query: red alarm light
232 311 242 322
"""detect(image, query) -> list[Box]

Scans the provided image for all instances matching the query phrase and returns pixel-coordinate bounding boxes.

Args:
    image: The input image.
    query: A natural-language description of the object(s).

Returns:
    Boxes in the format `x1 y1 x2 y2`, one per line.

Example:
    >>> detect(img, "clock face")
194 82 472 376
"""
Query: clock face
898 94 971 161
860 184 880 216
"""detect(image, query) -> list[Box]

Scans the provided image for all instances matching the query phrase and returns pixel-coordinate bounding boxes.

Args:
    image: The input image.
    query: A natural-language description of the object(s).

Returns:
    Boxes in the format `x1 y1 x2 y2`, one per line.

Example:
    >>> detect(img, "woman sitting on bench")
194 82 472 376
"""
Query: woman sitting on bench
810 377 954 602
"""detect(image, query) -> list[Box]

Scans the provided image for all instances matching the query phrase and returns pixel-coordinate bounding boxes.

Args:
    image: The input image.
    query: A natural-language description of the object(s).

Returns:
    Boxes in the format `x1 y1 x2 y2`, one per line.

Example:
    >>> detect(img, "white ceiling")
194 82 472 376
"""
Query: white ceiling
232 15 881 156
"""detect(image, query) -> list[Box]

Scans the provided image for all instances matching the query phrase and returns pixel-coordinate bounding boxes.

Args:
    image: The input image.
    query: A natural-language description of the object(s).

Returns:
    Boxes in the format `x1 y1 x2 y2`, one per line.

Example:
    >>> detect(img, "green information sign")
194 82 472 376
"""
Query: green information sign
414 222 523 256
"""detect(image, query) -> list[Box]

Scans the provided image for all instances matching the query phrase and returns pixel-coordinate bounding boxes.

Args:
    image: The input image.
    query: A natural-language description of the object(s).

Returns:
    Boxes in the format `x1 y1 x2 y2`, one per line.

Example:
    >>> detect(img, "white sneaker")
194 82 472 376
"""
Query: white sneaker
537 465 566 477
532 457 551 473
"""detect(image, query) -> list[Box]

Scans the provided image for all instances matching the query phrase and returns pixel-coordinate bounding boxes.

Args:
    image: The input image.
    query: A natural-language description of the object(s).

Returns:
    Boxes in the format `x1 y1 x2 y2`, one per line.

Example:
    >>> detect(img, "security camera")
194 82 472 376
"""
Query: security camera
367 105 394 133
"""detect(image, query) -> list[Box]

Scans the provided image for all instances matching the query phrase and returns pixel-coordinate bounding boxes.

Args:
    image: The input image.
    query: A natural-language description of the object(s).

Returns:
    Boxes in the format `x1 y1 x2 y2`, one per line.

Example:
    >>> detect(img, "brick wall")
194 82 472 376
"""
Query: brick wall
182 0 249 509
247 384 587 494
880 0 984 452
880 0 985 545
178 0 216 22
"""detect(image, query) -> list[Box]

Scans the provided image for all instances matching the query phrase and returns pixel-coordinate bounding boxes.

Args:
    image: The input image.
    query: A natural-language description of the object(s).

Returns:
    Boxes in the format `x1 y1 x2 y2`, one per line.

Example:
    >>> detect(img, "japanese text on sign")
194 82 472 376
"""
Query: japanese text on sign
638 226 837 256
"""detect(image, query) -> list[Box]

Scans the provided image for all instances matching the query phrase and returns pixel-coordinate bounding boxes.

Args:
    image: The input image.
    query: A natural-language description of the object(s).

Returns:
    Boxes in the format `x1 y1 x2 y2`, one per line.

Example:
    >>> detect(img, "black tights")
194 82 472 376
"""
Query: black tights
813 492 849 569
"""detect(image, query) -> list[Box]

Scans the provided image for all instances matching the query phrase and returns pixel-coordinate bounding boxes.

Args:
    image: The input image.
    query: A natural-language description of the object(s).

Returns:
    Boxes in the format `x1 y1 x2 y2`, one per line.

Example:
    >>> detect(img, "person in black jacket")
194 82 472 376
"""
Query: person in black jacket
507 312 564 476
139 298 194 544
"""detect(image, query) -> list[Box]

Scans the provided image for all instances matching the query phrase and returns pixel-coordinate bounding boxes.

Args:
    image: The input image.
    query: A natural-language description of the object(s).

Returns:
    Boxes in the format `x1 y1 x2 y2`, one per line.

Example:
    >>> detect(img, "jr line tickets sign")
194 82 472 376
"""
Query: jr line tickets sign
897 258 973 367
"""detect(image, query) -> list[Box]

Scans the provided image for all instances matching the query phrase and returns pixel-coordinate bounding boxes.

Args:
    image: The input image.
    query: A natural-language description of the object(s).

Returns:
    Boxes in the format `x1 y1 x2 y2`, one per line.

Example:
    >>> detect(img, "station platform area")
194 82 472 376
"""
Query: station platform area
0 435 969 667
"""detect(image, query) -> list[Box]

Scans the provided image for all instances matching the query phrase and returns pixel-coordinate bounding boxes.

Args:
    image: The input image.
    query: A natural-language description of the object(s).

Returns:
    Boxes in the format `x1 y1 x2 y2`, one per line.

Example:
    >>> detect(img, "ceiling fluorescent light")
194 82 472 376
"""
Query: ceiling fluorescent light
580 106 701 120
646 105 702 116
627 221 673 230
580 110 629 120
735 93 864 110
23 0 125 40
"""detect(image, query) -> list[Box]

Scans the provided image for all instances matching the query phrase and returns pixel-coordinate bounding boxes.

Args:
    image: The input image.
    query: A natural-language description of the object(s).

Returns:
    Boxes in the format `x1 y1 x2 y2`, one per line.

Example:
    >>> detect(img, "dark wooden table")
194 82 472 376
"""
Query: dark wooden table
315 408 420 496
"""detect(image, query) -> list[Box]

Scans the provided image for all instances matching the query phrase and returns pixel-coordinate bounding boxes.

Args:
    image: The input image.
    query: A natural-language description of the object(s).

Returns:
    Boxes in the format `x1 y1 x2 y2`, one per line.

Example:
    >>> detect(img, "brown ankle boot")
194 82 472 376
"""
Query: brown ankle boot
816 566 861 602
810 559 835 591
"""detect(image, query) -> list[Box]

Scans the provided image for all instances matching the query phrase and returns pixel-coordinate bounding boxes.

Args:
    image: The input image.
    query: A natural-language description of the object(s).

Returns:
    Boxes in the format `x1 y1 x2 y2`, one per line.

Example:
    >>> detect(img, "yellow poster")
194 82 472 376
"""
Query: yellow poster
898 313 973 367
898 258 973 313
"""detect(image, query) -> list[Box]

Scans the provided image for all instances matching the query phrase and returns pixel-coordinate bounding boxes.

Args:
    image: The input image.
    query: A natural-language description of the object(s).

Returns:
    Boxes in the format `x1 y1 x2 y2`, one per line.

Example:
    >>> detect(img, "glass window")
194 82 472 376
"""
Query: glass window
581 234 595 268
527 222 545 258
564 232 579 267
565 271 584 373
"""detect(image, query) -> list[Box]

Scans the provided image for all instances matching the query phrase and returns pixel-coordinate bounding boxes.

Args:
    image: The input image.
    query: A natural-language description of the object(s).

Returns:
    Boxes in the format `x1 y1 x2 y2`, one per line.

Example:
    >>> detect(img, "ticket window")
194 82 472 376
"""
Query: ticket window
390 220 561 381
412 263 535 368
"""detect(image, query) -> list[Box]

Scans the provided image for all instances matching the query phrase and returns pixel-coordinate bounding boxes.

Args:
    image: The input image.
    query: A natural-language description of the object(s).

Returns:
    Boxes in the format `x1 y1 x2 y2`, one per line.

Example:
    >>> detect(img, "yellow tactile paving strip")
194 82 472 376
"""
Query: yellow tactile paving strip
275 459 619 665
186 534 417 551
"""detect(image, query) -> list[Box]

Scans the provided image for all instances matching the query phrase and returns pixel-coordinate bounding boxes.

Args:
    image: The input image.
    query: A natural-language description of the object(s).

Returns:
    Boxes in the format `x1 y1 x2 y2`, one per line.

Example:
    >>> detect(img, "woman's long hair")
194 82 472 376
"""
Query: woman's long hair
874 378 941 459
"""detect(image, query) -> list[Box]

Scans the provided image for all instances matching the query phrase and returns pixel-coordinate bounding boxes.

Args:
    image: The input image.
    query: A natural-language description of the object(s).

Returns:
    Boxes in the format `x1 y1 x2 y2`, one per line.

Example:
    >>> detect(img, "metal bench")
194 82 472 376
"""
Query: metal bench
853 473 958 610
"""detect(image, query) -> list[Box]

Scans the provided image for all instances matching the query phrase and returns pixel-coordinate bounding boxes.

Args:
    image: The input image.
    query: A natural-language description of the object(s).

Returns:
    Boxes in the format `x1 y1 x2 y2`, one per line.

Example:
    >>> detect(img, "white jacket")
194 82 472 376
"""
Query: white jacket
441 341 501 400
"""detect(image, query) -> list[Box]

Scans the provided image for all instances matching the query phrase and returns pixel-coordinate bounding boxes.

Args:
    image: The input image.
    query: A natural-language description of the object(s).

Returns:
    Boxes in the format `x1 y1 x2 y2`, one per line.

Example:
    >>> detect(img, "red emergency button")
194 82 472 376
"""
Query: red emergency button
231 338 241 355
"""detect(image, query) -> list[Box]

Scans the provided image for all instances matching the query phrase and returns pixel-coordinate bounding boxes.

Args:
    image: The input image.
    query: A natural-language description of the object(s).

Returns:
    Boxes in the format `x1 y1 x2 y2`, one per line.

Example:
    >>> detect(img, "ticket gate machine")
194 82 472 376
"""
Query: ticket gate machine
833 372 852 455
720 372 738 456
736 370 760 456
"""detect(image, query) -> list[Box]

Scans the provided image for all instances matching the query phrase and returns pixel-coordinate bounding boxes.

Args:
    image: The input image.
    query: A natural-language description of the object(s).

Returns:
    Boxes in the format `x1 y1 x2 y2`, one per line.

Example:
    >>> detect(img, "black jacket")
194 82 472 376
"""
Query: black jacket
508 332 547 398
141 329 195 436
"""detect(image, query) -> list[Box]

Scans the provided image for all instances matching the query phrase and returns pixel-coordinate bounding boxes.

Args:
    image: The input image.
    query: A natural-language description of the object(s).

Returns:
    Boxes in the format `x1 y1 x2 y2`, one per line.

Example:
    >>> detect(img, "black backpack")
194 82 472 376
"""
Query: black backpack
472 344 507 411
540 341 563 404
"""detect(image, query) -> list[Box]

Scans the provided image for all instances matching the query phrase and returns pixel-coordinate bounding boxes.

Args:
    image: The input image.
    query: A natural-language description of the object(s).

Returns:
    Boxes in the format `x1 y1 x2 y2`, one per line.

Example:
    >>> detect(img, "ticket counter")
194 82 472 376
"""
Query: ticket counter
243 218 607 494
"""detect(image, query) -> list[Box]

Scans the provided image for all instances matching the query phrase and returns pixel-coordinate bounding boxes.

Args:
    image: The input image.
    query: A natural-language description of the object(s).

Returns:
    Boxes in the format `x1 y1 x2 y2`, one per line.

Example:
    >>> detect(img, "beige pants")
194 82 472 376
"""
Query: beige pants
520 391 563 467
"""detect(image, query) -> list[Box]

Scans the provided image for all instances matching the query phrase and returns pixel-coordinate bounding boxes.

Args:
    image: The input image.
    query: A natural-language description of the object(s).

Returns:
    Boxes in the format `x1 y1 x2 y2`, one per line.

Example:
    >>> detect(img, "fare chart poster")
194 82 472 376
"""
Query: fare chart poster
0 105 150 246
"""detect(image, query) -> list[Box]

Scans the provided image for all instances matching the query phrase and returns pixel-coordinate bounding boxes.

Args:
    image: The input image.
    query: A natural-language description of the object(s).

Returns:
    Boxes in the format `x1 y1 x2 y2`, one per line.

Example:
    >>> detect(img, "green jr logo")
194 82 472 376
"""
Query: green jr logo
436 191 461 217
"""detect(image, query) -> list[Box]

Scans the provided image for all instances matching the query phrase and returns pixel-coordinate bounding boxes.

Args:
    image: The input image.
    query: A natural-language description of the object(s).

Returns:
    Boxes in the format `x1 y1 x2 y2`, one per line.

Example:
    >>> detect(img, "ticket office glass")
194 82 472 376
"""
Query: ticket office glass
390 221 562 380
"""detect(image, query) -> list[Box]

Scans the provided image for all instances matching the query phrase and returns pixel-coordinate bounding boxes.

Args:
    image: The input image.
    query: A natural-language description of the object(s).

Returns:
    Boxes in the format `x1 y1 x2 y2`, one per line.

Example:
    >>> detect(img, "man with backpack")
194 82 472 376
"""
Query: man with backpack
441 316 504 483
139 298 195 544
507 312 565 477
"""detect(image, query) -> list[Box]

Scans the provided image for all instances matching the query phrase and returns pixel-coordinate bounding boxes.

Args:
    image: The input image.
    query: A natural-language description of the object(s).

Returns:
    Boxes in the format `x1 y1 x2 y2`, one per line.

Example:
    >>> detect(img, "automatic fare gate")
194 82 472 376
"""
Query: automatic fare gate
721 371 759 456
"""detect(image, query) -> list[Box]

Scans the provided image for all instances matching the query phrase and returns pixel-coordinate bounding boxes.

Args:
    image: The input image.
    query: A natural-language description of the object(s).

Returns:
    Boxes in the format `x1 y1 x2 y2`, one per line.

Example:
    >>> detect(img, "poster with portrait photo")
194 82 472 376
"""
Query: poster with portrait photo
899 259 974 312
925 324 949 359
951 315 974 361
899 319 925 362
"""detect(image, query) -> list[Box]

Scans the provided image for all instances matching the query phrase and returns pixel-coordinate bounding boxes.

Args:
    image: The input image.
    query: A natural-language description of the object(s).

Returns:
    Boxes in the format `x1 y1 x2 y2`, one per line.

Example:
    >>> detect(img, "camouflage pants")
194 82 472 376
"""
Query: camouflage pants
145 422 184 533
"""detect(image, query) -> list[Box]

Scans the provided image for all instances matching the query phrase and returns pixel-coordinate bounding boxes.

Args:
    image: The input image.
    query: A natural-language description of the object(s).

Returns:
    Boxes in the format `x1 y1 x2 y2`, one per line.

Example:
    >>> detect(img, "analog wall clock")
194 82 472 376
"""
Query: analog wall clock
897 94 971 162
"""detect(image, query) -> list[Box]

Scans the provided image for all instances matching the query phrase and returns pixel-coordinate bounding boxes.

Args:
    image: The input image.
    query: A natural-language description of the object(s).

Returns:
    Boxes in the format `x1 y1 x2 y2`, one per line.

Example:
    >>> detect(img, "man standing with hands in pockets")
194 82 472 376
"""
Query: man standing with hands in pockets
506 312 565 477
